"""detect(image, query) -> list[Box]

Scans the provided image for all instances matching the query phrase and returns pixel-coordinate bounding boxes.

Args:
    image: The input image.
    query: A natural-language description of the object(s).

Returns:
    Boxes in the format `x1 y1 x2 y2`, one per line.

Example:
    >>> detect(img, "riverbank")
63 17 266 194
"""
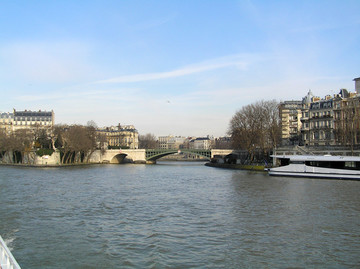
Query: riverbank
0 162 103 168
205 162 267 171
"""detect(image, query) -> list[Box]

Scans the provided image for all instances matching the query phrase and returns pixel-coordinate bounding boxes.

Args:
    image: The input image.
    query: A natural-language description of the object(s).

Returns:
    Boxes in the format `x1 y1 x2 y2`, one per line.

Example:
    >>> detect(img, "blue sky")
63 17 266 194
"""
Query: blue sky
0 0 359 137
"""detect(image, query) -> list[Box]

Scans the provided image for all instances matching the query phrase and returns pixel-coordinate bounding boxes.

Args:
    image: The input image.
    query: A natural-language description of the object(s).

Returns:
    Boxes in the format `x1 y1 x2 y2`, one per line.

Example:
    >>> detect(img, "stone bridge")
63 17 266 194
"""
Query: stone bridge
89 149 233 164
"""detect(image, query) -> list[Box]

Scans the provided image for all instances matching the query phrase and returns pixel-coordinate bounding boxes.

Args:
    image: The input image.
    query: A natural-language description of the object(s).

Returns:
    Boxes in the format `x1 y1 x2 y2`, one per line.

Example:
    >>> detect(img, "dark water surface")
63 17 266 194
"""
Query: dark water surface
1 162 360 268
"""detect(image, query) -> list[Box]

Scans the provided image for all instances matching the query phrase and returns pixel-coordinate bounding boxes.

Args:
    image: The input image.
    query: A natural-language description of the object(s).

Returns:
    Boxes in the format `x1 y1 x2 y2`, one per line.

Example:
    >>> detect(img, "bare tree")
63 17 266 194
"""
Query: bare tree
335 97 360 152
263 100 281 150
11 129 33 163
138 133 158 149
214 137 232 149
229 100 281 163
85 125 98 162
87 120 98 129
0 129 8 160
229 103 260 162
97 132 108 154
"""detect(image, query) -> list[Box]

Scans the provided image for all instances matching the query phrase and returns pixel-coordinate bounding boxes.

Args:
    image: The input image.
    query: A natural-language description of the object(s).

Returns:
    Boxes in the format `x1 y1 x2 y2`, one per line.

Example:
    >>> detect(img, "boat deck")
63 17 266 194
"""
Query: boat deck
0 235 21 269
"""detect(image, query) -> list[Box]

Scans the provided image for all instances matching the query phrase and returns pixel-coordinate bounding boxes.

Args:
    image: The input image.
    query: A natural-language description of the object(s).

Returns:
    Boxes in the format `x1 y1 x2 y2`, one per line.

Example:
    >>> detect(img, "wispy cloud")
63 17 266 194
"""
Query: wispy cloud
94 55 249 84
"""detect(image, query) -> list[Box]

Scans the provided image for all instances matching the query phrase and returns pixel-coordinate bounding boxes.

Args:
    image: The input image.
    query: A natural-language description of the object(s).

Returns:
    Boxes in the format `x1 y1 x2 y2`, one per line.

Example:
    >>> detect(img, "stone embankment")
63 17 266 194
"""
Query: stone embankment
205 162 267 171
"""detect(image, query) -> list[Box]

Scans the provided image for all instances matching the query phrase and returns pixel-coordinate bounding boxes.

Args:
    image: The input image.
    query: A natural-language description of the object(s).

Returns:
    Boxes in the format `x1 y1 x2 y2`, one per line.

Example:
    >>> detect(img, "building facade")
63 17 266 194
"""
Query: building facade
354 77 360 93
158 135 186 149
97 124 139 149
13 109 54 131
282 78 360 147
333 91 360 147
279 101 302 145
189 136 214 149
0 109 55 133
307 96 335 146
0 112 14 134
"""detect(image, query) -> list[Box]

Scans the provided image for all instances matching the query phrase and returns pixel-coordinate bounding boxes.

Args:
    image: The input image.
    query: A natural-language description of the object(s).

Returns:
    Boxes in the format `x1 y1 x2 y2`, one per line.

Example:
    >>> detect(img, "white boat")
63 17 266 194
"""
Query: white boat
0 235 21 269
268 155 360 179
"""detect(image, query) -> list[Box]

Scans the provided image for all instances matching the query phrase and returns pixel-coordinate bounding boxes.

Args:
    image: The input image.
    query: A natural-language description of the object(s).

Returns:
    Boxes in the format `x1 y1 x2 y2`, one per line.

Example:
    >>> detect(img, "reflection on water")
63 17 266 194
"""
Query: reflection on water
1 162 360 268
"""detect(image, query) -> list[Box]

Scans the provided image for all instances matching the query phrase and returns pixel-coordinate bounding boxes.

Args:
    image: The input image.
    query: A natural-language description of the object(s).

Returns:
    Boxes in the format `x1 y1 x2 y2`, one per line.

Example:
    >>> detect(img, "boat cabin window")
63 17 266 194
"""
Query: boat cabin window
305 161 360 170
280 158 290 166
290 161 304 164
345 161 360 169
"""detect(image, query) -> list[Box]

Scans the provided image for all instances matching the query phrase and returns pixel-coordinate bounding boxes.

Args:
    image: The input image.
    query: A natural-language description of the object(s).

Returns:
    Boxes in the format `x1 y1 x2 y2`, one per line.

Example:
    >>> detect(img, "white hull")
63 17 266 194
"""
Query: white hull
0 235 21 269
269 163 360 180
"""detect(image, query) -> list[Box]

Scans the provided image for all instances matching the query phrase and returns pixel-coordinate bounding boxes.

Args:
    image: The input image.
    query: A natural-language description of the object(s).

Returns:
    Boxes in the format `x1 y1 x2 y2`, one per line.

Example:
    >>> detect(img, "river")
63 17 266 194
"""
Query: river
0 162 359 268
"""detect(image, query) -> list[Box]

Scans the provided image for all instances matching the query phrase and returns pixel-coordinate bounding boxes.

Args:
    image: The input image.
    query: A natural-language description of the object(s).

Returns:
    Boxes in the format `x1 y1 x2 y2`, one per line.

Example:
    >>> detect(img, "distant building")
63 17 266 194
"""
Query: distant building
279 101 302 145
301 87 359 147
189 136 214 149
354 77 360 93
97 123 139 149
0 112 14 134
0 109 54 133
282 77 360 147
158 135 186 149
214 136 232 149
333 89 360 147
12 109 54 131
306 94 335 146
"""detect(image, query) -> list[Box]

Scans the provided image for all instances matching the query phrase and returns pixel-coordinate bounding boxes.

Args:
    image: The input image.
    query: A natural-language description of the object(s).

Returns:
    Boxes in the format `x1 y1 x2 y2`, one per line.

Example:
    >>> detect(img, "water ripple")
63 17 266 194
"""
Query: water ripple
0 163 360 268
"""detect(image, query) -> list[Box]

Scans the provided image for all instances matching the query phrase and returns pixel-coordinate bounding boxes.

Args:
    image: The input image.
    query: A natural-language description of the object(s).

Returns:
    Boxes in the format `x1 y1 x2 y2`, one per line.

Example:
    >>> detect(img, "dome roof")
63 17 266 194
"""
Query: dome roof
302 90 314 104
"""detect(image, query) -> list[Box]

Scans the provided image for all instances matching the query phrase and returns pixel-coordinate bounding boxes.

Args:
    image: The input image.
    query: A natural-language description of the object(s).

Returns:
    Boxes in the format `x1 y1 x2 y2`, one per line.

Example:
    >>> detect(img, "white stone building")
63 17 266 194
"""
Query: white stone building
158 135 186 149
0 109 55 133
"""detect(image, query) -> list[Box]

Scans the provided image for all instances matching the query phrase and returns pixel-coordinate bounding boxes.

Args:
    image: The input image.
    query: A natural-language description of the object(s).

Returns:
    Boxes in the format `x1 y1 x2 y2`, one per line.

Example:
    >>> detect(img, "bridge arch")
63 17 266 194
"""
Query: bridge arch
110 153 128 164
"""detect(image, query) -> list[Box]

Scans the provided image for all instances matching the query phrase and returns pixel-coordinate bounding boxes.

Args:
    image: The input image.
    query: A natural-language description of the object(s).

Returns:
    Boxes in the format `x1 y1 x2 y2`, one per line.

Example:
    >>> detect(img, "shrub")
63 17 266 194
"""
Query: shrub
36 148 54 157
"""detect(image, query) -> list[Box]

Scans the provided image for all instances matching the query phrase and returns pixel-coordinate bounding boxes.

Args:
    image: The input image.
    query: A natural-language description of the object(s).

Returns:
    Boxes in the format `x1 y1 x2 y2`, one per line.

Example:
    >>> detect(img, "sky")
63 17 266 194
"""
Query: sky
0 0 359 137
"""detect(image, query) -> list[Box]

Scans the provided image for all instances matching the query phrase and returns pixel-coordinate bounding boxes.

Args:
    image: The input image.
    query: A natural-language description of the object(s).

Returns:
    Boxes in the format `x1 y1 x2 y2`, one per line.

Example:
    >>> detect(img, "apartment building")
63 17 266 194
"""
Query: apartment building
13 109 54 130
158 135 186 149
189 136 214 149
281 78 360 147
97 124 139 149
306 95 335 146
0 109 55 132
0 112 13 134
354 77 360 93
333 90 360 146
279 101 302 145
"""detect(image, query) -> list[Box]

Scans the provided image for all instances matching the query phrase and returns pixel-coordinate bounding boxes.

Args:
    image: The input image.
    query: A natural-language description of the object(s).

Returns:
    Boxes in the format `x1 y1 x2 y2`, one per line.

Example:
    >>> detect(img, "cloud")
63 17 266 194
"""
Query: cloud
94 55 249 84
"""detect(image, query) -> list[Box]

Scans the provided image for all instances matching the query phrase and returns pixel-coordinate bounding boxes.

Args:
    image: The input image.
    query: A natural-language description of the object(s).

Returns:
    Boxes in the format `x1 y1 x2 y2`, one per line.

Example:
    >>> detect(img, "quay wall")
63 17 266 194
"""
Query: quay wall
0 150 61 165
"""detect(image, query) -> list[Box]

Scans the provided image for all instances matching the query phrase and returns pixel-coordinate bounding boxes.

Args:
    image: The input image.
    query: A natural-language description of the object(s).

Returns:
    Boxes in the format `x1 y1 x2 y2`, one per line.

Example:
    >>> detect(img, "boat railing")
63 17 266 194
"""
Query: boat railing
0 235 21 269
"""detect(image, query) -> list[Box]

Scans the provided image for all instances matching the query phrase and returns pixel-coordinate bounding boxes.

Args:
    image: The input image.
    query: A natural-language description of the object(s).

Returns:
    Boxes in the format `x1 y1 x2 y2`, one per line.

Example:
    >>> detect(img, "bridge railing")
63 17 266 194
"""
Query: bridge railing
145 149 212 160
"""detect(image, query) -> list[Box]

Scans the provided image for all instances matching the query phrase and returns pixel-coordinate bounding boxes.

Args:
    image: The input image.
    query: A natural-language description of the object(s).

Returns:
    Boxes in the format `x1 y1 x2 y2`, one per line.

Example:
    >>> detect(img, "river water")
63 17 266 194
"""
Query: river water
0 162 359 268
